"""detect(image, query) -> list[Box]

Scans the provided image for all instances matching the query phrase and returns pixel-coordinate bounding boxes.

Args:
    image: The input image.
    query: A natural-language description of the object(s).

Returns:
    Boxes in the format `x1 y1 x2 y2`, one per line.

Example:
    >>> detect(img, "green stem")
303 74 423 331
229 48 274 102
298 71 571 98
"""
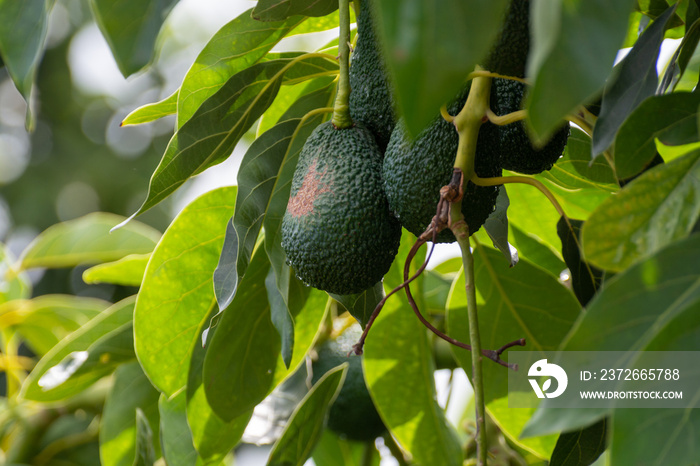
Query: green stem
361 441 375 466
332 0 353 129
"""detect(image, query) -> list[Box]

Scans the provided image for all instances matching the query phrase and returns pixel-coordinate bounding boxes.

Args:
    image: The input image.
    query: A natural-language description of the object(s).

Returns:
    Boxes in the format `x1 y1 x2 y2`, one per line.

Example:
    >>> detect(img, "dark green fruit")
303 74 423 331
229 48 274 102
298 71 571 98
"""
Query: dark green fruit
281 121 401 295
484 0 530 78
311 325 385 441
349 0 395 151
383 89 502 243
492 78 570 174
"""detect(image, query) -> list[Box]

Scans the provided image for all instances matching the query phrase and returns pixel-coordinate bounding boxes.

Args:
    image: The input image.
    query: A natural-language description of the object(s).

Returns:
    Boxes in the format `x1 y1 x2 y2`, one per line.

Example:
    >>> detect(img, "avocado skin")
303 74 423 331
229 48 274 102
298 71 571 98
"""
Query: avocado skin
485 0 530 78
492 78 570 174
311 325 386 441
383 89 502 243
349 0 395 151
281 121 401 295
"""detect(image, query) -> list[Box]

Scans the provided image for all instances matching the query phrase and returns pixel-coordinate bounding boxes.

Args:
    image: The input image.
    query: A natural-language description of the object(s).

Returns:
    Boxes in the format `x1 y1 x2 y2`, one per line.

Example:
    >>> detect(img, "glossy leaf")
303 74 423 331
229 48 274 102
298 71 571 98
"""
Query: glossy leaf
177 10 305 128
502 182 563 254
99 362 161 466
121 91 177 126
446 246 580 458
135 187 235 397
134 408 156 466
550 419 607 466
252 0 338 21
582 150 700 271
614 92 700 179
0 0 53 128
375 0 508 136
330 282 384 329
266 265 296 367
592 5 676 156
364 231 463 466
82 253 150 286
527 0 633 141
21 297 135 402
267 364 347 466
556 217 603 306
134 55 336 217
484 188 518 267
19 212 160 271
507 224 566 278
158 392 198 466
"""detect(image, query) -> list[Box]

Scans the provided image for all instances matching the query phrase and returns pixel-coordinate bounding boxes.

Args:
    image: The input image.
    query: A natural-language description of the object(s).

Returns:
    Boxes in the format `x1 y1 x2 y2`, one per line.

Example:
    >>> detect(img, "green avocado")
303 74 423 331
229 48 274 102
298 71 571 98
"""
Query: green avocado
492 78 570 174
382 89 502 243
311 325 386 441
484 0 530 78
349 0 395 151
281 121 401 295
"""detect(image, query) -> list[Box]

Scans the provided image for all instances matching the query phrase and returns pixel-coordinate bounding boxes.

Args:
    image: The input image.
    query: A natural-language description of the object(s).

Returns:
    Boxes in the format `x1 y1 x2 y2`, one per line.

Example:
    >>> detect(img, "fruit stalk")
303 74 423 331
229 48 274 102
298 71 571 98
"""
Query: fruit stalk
332 0 353 129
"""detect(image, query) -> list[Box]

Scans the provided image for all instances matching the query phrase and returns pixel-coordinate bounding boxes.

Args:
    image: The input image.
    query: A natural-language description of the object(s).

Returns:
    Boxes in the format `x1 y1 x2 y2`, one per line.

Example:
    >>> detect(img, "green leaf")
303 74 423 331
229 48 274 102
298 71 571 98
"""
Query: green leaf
582 150 700 271
19 212 160 271
82 253 150 286
99 362 161 466
364 231 463 466
330 282 384 329
135 187 235 397
375 0 508 135
541 129 618 192
311 431 380 466
507 224 566 278
158 392 198 466
483 188 518 267
592 4 677 156
267 364 347 466
556 218 603 306
550 419 607 466
527 0 633 141
252 0 338 22
90 0 178 77
0 295 108 356
614 92 700 179
133 408 156 466
134 55 337 216
0 0 53 129
177 10 305 128
266 264 303 367
121 91 178 126
446 246 580 458
21 296 135 402
0 245 30 304
502 182 563 255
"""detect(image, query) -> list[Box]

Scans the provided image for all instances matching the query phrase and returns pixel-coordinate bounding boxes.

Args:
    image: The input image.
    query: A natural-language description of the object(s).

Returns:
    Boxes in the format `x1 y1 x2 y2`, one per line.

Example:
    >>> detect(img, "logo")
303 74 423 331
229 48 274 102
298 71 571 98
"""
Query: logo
528 359 568 399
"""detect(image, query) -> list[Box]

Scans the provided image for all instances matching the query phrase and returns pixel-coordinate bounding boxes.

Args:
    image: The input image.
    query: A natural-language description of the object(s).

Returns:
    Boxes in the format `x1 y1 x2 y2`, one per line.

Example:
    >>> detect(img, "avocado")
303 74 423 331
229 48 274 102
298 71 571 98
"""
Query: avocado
348 0 395 151
382 88 502 243
492 78 570 174
484 0 530 78
312 324 385 441
281 121 401 295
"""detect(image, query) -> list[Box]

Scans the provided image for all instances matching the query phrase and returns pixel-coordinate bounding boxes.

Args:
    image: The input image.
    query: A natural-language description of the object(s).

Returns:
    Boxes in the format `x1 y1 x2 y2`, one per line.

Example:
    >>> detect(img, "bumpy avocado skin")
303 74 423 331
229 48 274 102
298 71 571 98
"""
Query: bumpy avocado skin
492 78 570 174
281 121 401 295
349 0 395 151
485 0 530 78
383 90 502 243
311 325 386 441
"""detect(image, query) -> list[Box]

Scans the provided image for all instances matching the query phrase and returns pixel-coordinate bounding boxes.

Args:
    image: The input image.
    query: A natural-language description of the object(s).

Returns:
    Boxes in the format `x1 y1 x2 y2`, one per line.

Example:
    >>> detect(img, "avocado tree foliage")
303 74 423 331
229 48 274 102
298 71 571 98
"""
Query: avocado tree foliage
2 0 700 465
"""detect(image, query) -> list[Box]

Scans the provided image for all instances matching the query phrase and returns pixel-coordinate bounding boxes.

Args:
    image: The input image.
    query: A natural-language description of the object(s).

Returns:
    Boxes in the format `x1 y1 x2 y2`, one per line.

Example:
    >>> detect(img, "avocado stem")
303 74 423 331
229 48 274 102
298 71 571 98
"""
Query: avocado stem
486 108 527 126
332 0 353 129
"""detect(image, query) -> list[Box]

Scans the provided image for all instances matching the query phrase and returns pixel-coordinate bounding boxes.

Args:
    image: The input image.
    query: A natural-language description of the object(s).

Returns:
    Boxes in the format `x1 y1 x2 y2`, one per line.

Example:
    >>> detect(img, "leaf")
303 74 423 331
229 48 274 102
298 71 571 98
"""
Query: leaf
483 188 518 267
550 419 607 466
252 0 338 22
19 212 160 271
121 91 178 126
0 245 30 304
311 431 380 466
507 224 566 278
134 187 235 397
134 55 337 217
364 231 463 466
591 4 677 156
527 0 633 141
267 364 347 466
82 253 150 286
266 265 296 367
446 245 580 458
556 217 603 306
90 0 178 77
375 0 508 135
99 362 161 466
330 282 384 329
614 92 700 179
133 408 156 466
0 0 53 129
502 183 563 254
158 392 198 466
177 10 305 128
21 296 135 402
581 150 700 271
